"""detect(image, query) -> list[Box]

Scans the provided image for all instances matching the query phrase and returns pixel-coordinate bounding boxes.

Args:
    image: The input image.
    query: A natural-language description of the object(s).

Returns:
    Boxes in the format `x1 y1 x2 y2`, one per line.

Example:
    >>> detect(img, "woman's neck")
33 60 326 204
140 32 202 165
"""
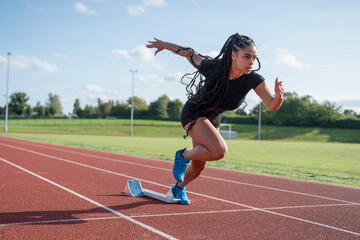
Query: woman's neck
229 69 243 80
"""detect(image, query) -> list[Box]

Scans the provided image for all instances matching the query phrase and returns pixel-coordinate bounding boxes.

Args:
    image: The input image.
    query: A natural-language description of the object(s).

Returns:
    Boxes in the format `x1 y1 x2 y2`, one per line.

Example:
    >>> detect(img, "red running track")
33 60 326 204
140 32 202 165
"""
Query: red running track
0 135 359 240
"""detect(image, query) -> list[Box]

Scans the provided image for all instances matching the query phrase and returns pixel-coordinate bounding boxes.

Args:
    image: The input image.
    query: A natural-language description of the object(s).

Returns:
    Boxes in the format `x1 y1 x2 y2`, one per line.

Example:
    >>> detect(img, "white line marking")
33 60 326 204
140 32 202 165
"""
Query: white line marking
1 140 357 205
183 191 360 236
1 142 359 236
0 157 178 240
131 203 360 219
1 203 358 227
200 175 359 204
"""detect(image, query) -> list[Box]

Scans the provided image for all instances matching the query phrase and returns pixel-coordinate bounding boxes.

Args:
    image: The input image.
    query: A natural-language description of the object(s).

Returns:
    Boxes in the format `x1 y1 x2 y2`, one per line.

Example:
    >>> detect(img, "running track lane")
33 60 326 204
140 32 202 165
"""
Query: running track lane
0 136 359 239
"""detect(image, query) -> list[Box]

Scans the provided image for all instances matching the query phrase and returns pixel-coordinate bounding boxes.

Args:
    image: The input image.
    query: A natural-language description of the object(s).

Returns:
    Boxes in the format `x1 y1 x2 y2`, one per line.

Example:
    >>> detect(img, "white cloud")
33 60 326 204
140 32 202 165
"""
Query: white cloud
112 45 154 62
128 5 147 16
77 84 119 105
138 74 160 83
138 72 183 84
80 84 118 95
275 48 309 68
164 72 184 82
82 84 105 93
128 0 167 16
204 50 220 58
143 0 167 7
54 53 68 59
111 45 162 69
147 62 163 70
74 2 98 15
0 55 58 73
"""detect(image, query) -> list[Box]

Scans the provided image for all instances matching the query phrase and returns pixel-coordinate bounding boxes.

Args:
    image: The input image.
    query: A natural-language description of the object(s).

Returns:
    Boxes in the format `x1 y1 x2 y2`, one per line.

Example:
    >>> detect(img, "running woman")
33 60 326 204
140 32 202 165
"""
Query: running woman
146 33 284 204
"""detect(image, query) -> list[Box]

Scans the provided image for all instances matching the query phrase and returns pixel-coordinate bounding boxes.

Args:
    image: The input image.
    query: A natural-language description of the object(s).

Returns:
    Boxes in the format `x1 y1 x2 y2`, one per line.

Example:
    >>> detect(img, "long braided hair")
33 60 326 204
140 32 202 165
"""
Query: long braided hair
181 33 261 138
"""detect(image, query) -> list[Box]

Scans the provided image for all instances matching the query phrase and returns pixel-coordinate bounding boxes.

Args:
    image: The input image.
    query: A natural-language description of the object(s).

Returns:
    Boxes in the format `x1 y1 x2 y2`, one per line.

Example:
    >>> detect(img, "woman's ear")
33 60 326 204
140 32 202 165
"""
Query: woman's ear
231 51 236 61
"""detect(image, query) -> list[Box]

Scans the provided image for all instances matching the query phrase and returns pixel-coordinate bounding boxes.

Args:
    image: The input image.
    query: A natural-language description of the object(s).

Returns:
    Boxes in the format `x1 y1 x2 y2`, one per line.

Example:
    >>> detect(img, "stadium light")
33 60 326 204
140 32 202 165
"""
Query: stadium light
4 52 11 132
129 69 138 136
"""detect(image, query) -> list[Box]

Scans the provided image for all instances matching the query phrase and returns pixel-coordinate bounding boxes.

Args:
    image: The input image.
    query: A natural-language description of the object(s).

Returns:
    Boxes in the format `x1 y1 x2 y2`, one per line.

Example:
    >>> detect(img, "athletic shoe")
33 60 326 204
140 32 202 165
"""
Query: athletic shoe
173 148 190 183
171 183 190 205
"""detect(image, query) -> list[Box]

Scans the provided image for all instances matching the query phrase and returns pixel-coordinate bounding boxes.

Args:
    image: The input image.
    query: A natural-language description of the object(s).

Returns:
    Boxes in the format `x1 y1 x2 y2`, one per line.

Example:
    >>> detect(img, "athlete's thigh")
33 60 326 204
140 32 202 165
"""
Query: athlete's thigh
186 117 227 153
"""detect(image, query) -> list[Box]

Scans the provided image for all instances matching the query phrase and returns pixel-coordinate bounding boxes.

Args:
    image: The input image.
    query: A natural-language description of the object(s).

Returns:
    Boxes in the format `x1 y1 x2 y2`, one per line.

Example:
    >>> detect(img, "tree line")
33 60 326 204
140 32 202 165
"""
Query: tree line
0 92 63 118
0 92 184 121
73 95 183 120
1 91 359 129
223 92 360 129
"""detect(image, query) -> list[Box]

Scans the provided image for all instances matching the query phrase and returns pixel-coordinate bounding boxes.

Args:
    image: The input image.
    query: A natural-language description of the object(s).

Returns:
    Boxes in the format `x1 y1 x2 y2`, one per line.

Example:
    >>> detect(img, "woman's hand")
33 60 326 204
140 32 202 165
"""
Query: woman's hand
146 38 166 56
146 38 204 67
255 78 284 111
274 78 284 99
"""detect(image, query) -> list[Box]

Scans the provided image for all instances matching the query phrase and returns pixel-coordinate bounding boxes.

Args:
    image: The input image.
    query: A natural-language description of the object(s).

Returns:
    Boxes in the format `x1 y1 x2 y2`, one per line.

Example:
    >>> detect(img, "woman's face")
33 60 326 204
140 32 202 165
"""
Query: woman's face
231 45 257 74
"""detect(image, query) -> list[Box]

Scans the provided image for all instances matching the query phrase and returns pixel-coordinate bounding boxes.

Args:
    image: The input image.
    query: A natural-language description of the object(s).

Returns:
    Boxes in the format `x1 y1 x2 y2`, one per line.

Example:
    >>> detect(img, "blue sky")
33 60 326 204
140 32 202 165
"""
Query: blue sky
1 0 360 115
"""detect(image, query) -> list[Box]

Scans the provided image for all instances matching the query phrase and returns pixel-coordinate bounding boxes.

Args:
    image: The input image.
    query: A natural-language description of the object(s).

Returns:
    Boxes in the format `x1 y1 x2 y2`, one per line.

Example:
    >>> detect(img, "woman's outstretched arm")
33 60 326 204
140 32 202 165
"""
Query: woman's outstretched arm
146 37 204 68
255 78 284 111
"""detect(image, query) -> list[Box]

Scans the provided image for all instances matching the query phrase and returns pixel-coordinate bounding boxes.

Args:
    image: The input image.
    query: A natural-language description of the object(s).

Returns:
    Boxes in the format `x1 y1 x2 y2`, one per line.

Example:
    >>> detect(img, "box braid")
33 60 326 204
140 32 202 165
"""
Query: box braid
180 33 261 138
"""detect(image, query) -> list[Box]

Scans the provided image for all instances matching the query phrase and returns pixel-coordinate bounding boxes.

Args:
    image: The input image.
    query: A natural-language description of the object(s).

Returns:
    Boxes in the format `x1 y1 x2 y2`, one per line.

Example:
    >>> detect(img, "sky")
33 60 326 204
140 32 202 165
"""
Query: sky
1 0 360 115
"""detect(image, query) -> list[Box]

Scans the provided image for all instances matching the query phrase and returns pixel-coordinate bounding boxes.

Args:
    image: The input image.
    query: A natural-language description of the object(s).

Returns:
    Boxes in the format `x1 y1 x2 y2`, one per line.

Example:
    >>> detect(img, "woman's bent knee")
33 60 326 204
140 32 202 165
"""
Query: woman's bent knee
211 146 228 160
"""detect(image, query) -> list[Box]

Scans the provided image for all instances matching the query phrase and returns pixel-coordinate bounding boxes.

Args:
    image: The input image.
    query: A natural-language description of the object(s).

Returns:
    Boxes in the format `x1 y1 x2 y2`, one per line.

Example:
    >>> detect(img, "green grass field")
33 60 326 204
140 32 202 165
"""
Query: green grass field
1 118 360 142
1 132 359 188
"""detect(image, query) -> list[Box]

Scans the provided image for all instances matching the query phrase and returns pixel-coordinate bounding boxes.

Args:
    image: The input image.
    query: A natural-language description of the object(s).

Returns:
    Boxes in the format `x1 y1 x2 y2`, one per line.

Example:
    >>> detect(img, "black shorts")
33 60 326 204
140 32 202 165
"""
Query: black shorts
180 101 222 129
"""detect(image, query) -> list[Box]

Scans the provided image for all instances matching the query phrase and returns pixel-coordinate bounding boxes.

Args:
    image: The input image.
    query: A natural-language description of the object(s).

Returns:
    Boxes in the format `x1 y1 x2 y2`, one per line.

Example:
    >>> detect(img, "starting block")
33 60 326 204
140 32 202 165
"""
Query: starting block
124 180 180 204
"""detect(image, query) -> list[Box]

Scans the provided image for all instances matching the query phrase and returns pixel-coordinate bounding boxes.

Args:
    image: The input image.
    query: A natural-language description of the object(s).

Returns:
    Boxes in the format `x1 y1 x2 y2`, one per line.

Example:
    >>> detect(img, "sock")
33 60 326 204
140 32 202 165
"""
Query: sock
175 182 182 189
180 148 186 158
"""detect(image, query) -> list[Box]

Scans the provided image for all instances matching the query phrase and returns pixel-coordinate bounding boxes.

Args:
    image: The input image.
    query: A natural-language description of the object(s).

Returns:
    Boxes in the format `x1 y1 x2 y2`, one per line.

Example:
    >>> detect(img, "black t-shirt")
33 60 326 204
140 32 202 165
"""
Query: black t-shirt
181 59 264 127
198 58 264 111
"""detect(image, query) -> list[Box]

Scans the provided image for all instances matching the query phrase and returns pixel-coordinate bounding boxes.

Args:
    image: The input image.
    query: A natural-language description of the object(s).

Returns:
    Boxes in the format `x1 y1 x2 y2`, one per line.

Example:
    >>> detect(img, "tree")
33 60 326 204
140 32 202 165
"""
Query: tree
46 93 62 117
252 92 342 127
73 98 82 116
82 105 100 118
97 98 114 118
167 99 183 120
148 95 170 119
33 101 46 118
126 96 149 118
123 96 149 119
111 102 130 118
9 92 30 115
25 105 33 117
235 108 247 116
343 109 357 117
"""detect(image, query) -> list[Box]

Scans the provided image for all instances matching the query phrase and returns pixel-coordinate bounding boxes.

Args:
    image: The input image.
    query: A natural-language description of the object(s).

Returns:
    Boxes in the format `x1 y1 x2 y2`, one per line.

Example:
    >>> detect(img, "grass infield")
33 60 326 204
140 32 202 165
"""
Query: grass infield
1 118 360 142
1 132 359 188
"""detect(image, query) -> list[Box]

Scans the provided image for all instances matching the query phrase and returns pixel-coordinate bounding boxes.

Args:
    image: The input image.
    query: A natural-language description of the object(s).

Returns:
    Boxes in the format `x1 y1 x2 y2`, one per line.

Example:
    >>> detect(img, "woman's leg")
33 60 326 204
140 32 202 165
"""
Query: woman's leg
177 160 206 188
182 117 227 162
177 117 226 188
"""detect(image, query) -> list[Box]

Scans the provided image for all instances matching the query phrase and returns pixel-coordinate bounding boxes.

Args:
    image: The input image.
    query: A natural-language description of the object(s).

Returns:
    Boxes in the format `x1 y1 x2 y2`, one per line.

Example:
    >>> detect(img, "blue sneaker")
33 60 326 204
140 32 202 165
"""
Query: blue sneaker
172 183 190 205
173 148 190 183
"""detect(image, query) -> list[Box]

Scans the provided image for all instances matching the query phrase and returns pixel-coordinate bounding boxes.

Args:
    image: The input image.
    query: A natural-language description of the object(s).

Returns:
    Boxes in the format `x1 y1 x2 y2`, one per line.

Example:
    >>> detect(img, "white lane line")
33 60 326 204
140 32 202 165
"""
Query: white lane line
2 203 358 227
1 140 357 205
0 142 170 188
131 203 360 219
0 157 178 240
199 175 359 204
0 143 359 236
184 191 360 236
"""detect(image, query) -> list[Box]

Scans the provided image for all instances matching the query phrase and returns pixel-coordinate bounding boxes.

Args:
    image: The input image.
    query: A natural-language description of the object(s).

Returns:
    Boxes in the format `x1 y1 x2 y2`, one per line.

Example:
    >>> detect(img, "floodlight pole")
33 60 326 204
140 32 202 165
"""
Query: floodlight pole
129 69 138 136
4 52 11 132
258 101 261 140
